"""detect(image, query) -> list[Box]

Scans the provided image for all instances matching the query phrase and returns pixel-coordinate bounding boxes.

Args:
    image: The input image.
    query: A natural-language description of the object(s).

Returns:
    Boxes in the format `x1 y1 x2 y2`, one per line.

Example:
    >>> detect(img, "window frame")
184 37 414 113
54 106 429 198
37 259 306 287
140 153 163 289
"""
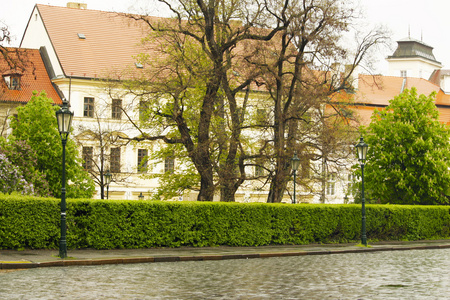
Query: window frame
112 99 122 120
139 100 149 122
110 147 121 173
326 173 336 196
164 157 175 173
82 146 94 171
137 149 148 173
84 97 95 118
3 75 21 90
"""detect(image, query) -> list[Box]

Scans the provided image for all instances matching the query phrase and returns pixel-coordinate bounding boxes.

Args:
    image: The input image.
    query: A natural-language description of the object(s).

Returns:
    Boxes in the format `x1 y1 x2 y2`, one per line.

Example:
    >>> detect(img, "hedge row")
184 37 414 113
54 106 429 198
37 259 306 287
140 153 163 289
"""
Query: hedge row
1 195 450 249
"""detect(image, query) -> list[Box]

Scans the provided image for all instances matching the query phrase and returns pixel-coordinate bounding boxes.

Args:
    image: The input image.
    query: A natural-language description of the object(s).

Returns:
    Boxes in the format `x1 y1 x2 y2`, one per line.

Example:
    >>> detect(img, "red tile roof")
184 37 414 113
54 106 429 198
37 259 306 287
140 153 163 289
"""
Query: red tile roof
350 74 450 125
0 47 62 104
27 5 450 127
355 75 441 106
34 4 155 79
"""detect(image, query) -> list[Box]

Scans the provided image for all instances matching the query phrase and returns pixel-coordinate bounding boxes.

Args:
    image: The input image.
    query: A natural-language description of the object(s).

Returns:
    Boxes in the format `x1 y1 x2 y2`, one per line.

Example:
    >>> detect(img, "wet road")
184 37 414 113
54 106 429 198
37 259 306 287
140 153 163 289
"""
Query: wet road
1 248 449 299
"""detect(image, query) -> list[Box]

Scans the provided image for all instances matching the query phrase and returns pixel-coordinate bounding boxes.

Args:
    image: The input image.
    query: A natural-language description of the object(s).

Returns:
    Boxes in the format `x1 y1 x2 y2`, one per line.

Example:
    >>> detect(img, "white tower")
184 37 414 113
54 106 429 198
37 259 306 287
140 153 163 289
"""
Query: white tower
386 38 442 79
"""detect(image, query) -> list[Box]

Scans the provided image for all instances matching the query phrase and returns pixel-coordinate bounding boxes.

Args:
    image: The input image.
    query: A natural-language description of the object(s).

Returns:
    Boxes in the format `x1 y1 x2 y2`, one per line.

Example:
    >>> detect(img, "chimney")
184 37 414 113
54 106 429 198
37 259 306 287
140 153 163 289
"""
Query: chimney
67 2 87 9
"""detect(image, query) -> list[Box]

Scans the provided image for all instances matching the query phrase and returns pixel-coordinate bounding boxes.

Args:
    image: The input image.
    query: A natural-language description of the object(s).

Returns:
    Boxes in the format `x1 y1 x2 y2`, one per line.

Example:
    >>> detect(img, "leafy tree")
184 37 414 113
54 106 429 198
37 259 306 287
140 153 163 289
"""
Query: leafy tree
0 138 50 196
120 0 288 202
251 1 387 203
9 91 95 198
363 88 450 205
116 0 385 202
0 151 33 195
144 142 200 201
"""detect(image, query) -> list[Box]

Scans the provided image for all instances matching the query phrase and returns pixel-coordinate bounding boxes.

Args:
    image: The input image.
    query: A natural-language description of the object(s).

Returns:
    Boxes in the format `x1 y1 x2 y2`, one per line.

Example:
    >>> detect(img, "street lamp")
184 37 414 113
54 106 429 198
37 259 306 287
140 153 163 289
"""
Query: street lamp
104 170 112 200
56 99 73 259
355 137 368 246
291 152 300 204
138 192 144 200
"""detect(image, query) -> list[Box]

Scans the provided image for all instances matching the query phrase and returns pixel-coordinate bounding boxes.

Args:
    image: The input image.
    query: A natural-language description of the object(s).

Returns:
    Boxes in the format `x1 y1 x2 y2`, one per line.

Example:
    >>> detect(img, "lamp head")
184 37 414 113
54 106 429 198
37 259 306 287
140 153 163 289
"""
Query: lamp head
355 137 368 163
291 152 301 171
104 170 112 185
56 99 73 140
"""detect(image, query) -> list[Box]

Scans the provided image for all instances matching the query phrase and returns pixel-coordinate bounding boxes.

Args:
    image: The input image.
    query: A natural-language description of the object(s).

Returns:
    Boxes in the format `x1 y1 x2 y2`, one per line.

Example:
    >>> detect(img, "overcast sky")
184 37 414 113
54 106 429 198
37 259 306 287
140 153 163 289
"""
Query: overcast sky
2 0 449 74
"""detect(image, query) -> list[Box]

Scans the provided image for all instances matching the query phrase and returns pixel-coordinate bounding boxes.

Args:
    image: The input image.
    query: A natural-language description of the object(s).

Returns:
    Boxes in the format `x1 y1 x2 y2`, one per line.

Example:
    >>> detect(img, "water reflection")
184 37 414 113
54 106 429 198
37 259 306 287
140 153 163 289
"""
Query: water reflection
1 249 449 299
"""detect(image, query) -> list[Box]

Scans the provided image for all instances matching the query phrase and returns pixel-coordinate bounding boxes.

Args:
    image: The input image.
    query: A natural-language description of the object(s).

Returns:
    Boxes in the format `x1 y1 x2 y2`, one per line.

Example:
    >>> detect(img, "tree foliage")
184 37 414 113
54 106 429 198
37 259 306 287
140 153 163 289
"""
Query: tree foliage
363 88 450 205
116 0 385 202
0 138 50 196
9 91 95 198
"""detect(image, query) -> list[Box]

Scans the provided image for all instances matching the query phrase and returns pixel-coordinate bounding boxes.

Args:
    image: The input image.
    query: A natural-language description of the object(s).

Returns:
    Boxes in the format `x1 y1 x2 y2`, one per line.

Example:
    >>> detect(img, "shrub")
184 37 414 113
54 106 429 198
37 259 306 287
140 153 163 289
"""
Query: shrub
1 194 449 250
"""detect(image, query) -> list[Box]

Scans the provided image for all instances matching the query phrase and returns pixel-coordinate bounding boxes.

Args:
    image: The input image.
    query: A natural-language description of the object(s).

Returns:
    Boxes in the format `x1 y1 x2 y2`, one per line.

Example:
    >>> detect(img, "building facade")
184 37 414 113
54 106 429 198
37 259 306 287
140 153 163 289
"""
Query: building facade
16 3 450 203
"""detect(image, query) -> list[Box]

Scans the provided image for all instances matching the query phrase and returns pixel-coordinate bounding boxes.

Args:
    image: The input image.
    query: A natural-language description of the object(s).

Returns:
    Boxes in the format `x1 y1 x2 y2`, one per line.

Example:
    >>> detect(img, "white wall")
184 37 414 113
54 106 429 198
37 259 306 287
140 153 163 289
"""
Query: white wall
20 7 65 78
387 57 441 79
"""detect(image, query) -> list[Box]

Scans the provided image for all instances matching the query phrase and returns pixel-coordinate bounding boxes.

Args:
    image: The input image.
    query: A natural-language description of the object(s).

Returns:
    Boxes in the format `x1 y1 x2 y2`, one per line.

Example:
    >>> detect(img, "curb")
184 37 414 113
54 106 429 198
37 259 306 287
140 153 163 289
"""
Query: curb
2 244 450 270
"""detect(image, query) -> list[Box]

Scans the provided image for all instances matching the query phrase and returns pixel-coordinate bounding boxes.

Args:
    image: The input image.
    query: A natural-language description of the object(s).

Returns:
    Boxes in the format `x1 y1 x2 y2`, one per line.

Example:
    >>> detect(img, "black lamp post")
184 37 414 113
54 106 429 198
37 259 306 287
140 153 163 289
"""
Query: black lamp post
56 99 73 259
104 170 112 199
291 152 300 204
355 137 368 246
138 192 144 200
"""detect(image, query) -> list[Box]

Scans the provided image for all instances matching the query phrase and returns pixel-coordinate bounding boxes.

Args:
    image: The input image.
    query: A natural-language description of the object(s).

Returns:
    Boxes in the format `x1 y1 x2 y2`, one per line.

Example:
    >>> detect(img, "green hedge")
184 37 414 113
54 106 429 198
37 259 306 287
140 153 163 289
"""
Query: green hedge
1 194 449 249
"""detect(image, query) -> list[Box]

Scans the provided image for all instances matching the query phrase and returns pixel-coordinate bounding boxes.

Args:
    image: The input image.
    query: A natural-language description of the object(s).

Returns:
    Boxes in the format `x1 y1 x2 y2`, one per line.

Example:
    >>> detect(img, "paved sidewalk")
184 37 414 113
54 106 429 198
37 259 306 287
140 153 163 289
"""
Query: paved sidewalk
1 240 450 270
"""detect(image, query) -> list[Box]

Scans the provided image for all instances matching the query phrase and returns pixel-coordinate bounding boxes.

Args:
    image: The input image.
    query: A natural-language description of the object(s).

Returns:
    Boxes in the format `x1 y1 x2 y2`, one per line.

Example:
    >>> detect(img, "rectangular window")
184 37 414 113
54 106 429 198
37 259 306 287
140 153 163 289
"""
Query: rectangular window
137 149 148 173
255 158 264 177
139 100 149 121
4 75 21 90
326 173 336 195
112 99 122 120
82 146 93 171
301 158 310 179
400 70 407 77
255 165 264 177
84 97 95 118
256 108 266 125
347 174 356 196
11 76 20 90
164 157 174 173
326 182 335 195
110 147 121 173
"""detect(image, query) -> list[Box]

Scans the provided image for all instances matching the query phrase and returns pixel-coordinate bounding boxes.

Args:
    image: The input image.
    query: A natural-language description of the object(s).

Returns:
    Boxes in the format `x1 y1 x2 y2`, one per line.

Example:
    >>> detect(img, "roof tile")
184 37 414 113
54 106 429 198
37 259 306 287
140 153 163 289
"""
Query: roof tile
36 4 155 78
0 47 62 104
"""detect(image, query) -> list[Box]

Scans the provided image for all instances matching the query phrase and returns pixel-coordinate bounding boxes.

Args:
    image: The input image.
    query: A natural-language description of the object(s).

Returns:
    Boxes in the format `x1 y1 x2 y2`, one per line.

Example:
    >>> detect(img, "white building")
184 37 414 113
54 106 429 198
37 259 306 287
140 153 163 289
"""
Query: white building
18 3 450 204
387 37 442 80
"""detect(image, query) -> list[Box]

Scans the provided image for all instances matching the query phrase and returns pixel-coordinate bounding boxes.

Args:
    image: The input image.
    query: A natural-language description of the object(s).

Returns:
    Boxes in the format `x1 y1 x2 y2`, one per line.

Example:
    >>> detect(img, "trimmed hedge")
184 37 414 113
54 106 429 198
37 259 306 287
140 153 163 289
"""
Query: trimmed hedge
1 194 449 249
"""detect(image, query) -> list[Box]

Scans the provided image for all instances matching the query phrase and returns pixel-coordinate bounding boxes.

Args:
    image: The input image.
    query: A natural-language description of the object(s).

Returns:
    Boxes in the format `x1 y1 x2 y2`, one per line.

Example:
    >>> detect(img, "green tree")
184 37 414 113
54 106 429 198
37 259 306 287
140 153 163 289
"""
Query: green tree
363 88 450 205
9 91 95 198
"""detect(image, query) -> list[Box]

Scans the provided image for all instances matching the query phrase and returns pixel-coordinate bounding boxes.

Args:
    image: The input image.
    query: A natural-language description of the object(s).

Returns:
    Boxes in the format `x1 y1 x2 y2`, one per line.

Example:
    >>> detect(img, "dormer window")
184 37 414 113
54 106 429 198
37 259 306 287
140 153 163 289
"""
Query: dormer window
3 71 22 90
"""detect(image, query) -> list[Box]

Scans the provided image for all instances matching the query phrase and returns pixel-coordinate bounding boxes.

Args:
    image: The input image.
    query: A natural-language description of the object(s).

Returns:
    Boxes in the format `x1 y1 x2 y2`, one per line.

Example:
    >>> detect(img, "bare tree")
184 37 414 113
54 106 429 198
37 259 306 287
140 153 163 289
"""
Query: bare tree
245 0 388 203
74 99 133 199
